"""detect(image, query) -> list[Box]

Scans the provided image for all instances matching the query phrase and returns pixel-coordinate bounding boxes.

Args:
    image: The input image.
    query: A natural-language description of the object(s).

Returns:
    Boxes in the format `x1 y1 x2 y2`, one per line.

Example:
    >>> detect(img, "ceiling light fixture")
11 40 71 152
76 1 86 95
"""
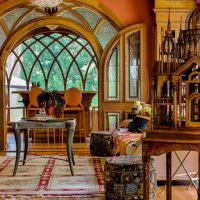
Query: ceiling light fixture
30 0 63 14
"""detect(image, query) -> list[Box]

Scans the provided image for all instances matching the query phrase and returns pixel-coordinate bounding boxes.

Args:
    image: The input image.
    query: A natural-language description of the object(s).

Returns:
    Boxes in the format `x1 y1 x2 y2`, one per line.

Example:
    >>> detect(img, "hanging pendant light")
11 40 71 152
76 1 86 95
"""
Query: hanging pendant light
30 0 63 14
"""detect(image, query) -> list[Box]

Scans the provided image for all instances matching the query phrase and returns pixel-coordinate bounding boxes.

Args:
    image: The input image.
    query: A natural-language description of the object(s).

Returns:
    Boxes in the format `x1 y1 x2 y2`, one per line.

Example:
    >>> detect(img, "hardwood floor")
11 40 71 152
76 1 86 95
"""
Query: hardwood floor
156 183 197 200
1 133 198 200
3 133 91 156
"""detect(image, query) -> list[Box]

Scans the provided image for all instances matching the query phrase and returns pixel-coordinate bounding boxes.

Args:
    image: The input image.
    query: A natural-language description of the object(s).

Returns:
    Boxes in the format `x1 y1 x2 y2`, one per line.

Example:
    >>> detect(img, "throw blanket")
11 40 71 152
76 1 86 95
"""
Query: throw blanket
112 131 145 155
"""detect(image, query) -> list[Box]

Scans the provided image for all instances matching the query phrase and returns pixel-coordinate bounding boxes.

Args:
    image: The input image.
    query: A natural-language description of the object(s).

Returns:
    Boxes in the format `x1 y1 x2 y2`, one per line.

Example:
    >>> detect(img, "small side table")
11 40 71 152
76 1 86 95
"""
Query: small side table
12 118 76 176
142 129 200 200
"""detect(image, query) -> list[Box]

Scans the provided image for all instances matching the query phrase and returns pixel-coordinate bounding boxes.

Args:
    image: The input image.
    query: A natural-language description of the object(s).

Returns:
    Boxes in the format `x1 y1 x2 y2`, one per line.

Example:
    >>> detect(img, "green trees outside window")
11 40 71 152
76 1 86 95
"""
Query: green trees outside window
6 32 98 121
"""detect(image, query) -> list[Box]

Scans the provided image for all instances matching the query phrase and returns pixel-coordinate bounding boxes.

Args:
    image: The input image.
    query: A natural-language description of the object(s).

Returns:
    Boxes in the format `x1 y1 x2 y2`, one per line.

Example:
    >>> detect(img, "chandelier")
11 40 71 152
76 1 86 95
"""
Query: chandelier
30 0 63 14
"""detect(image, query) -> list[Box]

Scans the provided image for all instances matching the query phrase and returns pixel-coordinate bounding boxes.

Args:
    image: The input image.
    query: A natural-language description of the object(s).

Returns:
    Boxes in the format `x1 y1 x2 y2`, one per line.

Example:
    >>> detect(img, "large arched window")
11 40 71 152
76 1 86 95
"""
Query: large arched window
6 31 98 121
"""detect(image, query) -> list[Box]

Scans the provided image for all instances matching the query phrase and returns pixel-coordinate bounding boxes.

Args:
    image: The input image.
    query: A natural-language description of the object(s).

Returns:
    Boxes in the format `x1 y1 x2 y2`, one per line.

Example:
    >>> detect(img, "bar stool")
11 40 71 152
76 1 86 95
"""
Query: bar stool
62 87 86 143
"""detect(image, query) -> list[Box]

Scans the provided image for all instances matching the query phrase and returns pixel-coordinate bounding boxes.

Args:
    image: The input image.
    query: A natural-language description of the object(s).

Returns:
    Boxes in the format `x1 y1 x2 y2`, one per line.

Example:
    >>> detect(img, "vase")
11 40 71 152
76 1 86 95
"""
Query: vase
45 105 54 116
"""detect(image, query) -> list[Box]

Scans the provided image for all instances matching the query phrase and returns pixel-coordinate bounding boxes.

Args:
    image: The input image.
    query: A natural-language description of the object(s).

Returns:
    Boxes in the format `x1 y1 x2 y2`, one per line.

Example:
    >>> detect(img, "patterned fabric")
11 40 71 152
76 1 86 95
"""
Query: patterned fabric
112 131 145 155
0 156 105 197
90 131 113 156
104 155 157 200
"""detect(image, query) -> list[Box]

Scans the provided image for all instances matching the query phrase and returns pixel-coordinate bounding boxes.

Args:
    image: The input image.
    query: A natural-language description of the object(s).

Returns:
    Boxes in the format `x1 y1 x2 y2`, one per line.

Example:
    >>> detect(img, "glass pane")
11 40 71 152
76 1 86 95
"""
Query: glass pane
24 38 36 46
67 62 82 89
126 31 140 100
67 41 82 56
30 41 45 56
77 38 87 46
85 44 95 56
96 21 118 49
85 63 98 107
85 63 98 91
19 49 36 77
40 36 54 46
75 8 102 29
0 26 7 48
10 62 27 89
8 64 27 121
107 44 120 100
30 61 45 89
2 8 29 30
50 33 62 39
17 11 46 28
58 11 86 27
48 41 64 57
35 34 45 39
6 52 17 77
106 112 119 131
10 108 24 121
108 82 117 97
57 50 72 75
76 49 91 77
39 49 54 77
48 62 64 91
13 43 26 56
58 36 72 46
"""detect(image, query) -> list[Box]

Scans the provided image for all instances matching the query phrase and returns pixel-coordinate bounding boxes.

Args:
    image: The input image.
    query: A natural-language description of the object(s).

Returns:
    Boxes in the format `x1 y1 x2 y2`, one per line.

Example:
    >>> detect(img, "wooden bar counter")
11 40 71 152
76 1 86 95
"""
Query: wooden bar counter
13 90 96 140
142 128 200 200
13 90 96 111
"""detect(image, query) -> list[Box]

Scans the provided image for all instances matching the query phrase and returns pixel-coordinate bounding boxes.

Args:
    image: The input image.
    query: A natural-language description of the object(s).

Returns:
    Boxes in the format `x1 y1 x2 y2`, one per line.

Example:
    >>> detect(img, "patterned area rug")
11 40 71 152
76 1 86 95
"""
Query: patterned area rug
0 155 105 198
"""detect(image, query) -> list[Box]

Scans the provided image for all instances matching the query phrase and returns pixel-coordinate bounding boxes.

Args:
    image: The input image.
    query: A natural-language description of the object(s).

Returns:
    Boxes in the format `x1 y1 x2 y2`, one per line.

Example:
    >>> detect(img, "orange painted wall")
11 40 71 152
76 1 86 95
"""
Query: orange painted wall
99 0 154 74
99 0 151 25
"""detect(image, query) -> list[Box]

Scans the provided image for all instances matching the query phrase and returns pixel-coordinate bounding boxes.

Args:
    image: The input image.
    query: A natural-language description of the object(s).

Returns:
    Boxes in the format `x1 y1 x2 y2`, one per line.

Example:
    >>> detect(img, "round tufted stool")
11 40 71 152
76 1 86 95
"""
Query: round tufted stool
90 131 113 156
104 155 157 200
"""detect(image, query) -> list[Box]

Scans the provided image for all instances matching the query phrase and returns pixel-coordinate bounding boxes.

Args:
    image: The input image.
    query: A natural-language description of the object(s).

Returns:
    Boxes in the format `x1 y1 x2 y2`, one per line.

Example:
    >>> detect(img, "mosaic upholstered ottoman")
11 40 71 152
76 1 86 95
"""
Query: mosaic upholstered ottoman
104 155 157 200
90 131 113 156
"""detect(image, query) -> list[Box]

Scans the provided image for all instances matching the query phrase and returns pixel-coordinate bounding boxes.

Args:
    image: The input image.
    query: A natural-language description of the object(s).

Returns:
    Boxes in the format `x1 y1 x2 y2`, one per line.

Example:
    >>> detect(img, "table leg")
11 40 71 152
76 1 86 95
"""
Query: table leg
166 152 172 200
13 128 21 176
23 129 29 165
143 142 150 200
65 121 76 176
198 152 200 200
71 147 75 165
67 144 74 176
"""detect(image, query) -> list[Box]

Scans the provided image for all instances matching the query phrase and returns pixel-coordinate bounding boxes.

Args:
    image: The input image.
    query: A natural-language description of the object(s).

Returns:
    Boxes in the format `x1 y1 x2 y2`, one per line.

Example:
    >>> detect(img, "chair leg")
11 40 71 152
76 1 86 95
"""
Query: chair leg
34 130 36 143
61 112 64 146
53 129 56 145
79 112 81 143
78 111 86 143
47 129 49 145
62 129 64 146
82 110 86 142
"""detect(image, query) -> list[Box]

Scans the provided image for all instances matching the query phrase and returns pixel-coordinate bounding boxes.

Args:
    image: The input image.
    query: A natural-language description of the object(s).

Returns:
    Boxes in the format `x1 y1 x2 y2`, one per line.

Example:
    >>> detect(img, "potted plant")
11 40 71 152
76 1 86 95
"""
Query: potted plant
37 90 65 116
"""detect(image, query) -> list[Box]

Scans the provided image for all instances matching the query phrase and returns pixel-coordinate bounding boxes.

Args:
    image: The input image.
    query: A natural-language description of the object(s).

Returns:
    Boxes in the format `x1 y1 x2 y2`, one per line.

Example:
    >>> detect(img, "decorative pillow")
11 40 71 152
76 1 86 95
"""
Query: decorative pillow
128 104 151 132
120 119 132 128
